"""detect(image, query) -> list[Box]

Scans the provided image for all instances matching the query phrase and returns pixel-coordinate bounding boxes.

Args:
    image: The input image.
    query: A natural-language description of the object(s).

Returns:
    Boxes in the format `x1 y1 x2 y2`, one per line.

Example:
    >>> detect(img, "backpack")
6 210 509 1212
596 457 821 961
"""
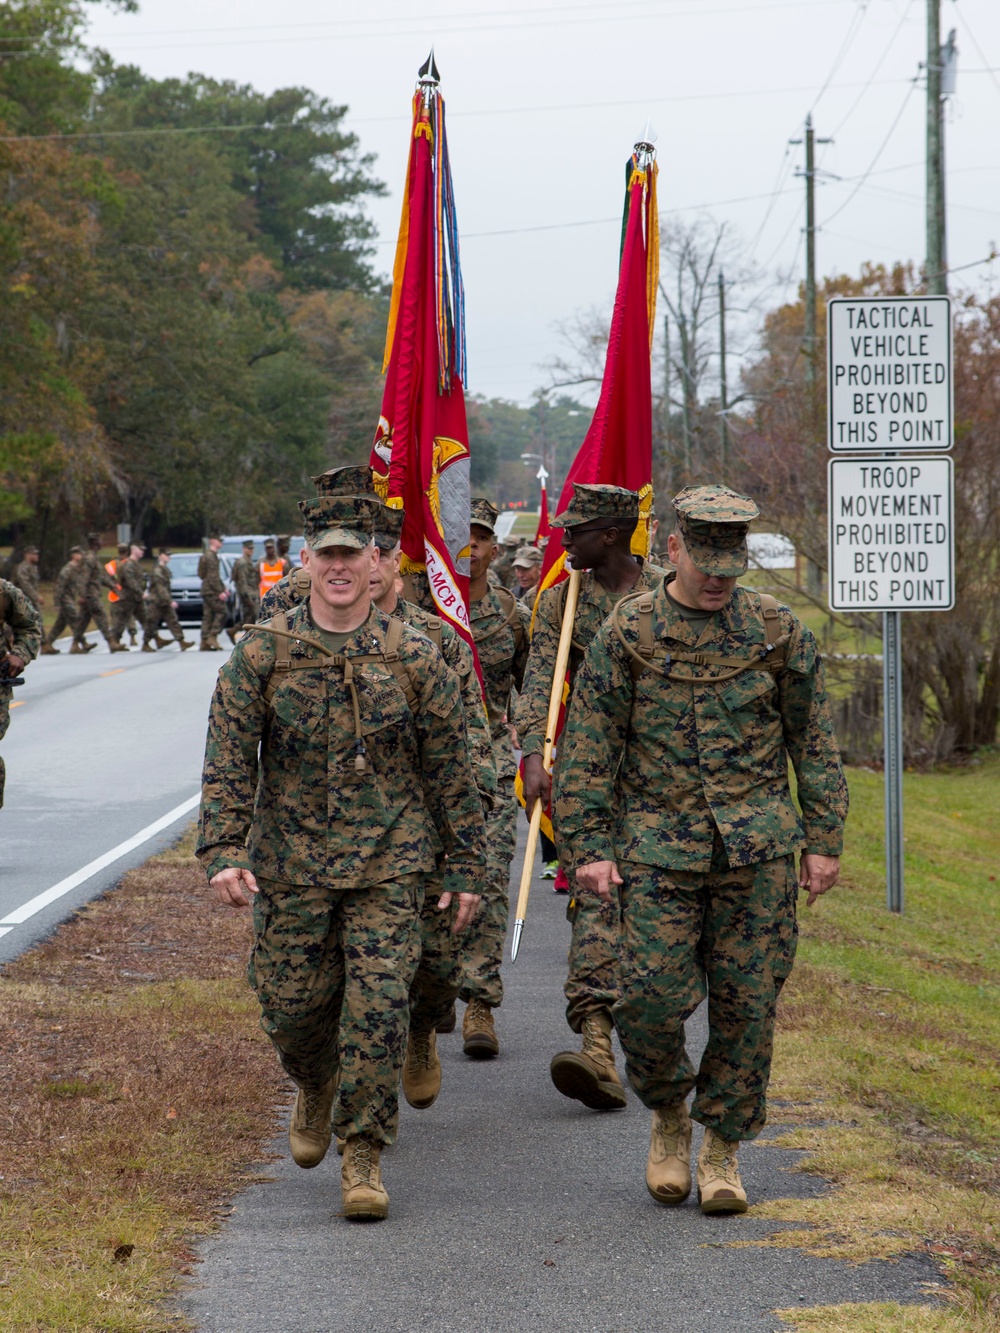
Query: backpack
611 589 788 683
240 611 424 773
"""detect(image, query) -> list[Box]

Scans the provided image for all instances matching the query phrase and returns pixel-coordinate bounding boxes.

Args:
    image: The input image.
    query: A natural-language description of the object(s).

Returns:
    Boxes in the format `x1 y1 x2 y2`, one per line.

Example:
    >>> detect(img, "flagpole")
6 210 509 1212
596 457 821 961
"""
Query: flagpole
510 568 581 962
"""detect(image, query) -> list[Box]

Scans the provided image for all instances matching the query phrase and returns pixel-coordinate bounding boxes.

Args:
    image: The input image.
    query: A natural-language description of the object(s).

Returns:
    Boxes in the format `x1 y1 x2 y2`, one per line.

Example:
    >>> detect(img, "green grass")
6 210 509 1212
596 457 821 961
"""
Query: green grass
754 752 1000 1331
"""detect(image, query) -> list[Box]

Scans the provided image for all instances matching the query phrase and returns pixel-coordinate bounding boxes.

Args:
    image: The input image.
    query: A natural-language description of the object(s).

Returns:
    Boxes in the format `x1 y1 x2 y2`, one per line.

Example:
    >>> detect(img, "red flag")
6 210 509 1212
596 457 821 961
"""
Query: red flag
516 145 658 842
370 72 480 678
532 150 659 612
534 467 551 546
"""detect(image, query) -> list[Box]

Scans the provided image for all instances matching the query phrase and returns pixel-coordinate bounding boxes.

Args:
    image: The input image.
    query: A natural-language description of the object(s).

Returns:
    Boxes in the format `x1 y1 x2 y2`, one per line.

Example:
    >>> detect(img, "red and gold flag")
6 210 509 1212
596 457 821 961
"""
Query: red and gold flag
517 143 658 844
533 148 659 610
370 63 479 675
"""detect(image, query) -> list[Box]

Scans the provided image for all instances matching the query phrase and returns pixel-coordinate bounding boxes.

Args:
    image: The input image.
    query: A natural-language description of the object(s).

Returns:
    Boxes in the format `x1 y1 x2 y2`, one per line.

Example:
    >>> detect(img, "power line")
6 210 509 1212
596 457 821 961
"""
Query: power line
810 0 871 113
821 78 919 226
952 2 1000 103
828 0 917 137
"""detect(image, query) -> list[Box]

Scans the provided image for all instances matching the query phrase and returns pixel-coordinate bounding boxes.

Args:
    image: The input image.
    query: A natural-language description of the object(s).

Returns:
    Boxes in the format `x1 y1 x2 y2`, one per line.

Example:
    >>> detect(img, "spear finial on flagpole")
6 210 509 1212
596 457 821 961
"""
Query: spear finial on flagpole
635 117 657 167
536 463 549 484
418 48 441 86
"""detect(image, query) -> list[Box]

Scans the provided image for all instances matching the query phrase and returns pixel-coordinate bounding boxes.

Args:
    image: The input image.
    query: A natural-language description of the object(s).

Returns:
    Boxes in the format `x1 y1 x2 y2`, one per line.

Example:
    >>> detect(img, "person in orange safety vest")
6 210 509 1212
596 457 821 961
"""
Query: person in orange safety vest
258 538 285 599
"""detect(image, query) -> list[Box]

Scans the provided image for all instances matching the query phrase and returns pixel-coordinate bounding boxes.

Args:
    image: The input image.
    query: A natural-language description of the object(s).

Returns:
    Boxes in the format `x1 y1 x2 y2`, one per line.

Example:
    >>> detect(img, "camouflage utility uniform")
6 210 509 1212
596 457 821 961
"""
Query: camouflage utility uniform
230 552 260 624
197 596 486 1151
0 578 42 805
75 544 116 648
555 568 848 1148
515 558 665 1034
145 561 189 647
462 575 529 1013
44 555 87 649
198 547 227 648
13 557 41 611
112 557 150 647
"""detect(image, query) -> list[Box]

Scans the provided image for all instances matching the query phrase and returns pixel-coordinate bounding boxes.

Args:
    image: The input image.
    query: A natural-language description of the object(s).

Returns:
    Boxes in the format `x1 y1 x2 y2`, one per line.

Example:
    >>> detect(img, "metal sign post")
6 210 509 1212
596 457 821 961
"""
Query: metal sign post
882 610 905 913
826 295 954 915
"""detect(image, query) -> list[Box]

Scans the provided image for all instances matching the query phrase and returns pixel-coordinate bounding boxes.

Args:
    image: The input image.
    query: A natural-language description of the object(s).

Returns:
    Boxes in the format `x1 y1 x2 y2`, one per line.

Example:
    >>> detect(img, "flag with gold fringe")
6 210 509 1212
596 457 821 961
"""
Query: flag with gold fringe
516 138 658 848
370 54 479 674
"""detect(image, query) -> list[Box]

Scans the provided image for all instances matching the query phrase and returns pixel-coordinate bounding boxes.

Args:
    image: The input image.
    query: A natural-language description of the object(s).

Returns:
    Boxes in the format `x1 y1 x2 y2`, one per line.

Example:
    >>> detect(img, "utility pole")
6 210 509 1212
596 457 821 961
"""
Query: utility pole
717 269 729 473
926 4 957 294
678 312 692 474
792 114 832 394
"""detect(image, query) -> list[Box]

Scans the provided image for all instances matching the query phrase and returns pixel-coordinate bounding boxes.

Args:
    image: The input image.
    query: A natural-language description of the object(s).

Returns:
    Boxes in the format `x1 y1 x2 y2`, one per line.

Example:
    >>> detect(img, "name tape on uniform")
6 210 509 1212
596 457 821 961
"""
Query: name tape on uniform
828 457 954 612
827 295 952 452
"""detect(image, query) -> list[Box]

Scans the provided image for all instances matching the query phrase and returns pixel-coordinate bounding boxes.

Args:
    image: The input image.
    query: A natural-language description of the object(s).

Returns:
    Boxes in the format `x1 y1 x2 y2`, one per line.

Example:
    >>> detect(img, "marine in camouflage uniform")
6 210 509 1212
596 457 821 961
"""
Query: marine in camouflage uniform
554 485 848 1214
364 504 497 1109
197 494 485 1222
145 550 193 650
0 577 42 807
111 545 152 650
198 535 229 651
491 534 521 590
74 534 116 650
229 539 260 627
12 547 42 611
515 484 667 1113
41 547 88 653
459 498 530 1058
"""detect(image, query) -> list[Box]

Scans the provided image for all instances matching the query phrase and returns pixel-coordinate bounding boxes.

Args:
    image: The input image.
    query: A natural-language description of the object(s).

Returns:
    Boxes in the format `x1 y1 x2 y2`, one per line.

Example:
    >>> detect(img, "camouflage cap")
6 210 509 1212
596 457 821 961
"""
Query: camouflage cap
512 545 542 568
23 544 38 555
298 495 378 550
470 497 499 534
502 534 520 548
311 464 376 498
550 483 640 529
672 484 760 577
87 531 102 546
242 538 254 549
374 503 405 552
263 537 276 548
69 545 84 555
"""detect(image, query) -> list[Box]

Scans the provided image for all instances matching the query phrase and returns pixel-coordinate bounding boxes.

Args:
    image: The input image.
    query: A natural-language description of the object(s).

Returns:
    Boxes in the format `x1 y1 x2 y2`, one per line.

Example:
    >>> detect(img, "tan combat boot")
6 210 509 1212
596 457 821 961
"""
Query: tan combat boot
549 1010 627 1111
179 639 194 651
40 641 60 655
402 1029 441 1109
288 1079 336 1169
462 998 499 1059
646 1103 692 1205
697 1128 748 1215
341 1137 389 1221
141 642 156 653
108 637 128 653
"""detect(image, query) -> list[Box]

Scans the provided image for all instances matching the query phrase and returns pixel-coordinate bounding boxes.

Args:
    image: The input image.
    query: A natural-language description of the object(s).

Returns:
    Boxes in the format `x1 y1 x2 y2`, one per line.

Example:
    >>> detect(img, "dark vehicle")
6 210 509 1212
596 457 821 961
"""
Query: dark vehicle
166 552 244 626
219 534 305 566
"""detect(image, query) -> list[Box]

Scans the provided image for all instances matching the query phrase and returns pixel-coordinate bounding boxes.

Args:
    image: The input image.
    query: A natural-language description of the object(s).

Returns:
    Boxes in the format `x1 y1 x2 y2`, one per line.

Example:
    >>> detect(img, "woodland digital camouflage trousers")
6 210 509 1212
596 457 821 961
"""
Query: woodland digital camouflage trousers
409 875 462 1035
200 597 228 643
459 784 518 1009
0 690 9 807
613 840 798 1142
250 875 423 1147
564 888 621 1033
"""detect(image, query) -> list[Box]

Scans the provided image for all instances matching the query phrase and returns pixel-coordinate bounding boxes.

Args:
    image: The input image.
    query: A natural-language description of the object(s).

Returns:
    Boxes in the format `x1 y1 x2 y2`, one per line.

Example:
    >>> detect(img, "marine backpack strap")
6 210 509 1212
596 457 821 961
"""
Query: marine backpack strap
422 615 443 653
610 588 790 683
476 584 525 651
290 567 311 598
383 615 420 712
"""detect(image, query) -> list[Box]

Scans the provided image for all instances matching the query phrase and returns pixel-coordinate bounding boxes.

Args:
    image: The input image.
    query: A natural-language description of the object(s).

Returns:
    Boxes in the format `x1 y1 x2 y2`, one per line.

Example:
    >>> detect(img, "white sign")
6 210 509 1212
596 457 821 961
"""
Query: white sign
827 296 952 451
828 457 954 611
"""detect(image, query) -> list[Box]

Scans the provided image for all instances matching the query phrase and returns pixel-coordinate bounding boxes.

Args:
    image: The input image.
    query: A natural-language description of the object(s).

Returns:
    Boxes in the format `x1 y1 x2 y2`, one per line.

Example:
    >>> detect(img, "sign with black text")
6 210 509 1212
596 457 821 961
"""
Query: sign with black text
827 295 952 452
828 457 954 611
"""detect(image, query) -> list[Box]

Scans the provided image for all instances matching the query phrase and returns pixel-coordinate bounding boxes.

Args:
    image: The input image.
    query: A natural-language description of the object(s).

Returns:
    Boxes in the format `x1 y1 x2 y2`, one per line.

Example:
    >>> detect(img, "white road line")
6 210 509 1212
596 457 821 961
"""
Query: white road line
0 793 201 928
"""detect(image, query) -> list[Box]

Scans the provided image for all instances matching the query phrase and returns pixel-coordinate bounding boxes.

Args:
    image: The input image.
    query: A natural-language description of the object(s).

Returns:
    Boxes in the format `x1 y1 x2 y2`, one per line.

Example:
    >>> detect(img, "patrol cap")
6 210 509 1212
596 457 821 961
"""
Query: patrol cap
298 495 379 551
512 545 542 568
672 484 760 577
374 503 405 553
502 534 520 548
208 531 222 541
69 545 84 555
23 545 38 555
159 547 172 557
550 483 639 529
311 464 376 498
242 539 254 550
263 537 276 548
470 498 499 534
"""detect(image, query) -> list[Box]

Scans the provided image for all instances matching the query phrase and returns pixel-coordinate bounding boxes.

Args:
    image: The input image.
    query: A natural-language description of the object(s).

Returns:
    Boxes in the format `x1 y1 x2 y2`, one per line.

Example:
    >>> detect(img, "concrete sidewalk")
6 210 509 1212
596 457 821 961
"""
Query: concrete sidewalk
179 827 941 1333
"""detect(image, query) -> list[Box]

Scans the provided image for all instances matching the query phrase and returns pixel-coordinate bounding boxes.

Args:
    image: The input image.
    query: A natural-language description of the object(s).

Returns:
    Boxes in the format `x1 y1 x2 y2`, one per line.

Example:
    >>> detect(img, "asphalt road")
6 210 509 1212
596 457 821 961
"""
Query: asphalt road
180 826 943 1333
0 632 228 967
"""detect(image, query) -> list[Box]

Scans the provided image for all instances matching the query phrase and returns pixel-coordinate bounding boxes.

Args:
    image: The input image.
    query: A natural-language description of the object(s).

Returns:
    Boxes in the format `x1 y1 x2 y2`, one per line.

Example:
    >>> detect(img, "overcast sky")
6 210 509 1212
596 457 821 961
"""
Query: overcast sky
85 0 1000 405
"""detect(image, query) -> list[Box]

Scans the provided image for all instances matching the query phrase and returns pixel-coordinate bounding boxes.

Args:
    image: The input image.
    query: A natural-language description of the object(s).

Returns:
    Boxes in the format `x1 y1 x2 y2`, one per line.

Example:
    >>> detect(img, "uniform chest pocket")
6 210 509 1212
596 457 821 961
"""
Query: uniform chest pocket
475 627 513 670
719 669 777 715
356 670 412 737
268 675 327 739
